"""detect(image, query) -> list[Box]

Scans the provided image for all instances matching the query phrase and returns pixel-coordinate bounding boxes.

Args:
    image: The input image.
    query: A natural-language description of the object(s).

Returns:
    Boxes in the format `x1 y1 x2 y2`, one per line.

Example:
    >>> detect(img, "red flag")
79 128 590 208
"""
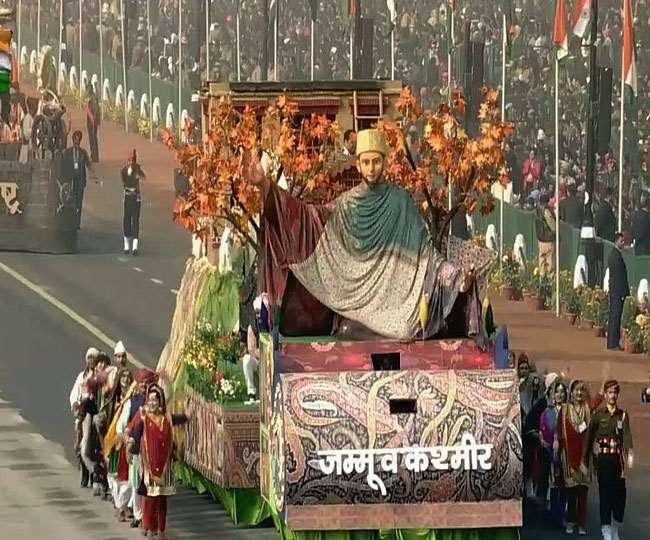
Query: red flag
623 0 637 95
553 0 568 60
570 0 591 38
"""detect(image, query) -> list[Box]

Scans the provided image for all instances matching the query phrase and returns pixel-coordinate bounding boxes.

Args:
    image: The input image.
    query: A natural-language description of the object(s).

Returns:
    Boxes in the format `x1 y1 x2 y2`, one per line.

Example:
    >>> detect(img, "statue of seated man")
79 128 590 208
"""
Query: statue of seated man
245 129 494 341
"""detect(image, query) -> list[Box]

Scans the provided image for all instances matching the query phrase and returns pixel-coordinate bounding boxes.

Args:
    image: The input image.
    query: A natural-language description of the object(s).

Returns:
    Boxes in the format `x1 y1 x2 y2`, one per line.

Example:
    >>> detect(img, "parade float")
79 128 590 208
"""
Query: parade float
0 11 77 253
158 81 522 540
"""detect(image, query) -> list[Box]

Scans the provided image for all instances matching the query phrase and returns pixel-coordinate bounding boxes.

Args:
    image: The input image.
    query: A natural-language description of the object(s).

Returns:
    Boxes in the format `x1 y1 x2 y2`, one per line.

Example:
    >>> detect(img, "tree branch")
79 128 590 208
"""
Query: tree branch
435 199 465 251
421 186 436 237
224 212 259 251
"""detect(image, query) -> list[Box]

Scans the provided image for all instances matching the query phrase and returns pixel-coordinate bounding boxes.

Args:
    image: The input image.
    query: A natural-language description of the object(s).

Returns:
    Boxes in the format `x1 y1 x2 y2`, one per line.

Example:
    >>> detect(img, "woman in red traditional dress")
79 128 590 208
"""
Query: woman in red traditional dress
558 380 603 535
128 384 189 539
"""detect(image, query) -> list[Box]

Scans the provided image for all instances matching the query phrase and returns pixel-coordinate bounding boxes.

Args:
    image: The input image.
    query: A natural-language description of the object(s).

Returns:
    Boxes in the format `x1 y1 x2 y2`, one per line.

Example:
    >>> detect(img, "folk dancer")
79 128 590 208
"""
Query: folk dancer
114 340 129 369
558 380 604 536
581 380 634 540
121 150 146 255
76 397 108 496
127 384 190 539
118 368 158 528
61 130 92 229
69 347 99 488
102 368 134 521
540 380 569 528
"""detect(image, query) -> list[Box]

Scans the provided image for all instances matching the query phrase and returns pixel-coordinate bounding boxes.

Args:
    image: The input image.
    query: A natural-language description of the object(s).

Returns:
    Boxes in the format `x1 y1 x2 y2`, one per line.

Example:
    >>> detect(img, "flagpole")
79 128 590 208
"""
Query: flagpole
447 6 454 105
147 0 153 142
120 0 128 132
98 0 104 117
390 29 395 80
273 0 278 81
205 0 210 81
178 0 183 136
349 28 353 80
236 7 241 81
79 0 83 90
36 0 40 55
57 0 63 94
499 12 506 269
17 0 21 74
618 5 627 233
310 19 314 80
555 56 561 317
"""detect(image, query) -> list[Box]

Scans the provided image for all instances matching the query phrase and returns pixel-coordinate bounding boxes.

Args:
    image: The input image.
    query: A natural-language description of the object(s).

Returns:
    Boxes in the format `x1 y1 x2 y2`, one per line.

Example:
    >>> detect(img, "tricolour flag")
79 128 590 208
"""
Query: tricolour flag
623 0 637 95
341 0 356 21
553 0 569 61
570 0 591 38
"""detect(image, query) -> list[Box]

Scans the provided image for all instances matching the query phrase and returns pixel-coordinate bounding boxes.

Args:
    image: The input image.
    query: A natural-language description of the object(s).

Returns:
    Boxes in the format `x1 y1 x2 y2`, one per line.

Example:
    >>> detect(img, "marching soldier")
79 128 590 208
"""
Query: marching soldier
581 380 634 540
121 150 146 255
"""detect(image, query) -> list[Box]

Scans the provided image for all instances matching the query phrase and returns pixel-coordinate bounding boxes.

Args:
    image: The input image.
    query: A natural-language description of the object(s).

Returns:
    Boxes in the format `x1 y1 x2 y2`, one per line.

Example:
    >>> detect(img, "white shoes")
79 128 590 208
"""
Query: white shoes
123 237 139 255
611 521 622 540
578 527 587 536
566 523 574 534
601 525 612 540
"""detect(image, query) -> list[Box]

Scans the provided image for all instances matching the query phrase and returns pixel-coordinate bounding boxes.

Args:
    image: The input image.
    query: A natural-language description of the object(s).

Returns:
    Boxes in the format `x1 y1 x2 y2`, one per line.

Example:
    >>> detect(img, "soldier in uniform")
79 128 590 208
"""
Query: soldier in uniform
121 150 146 255
581 380 634 540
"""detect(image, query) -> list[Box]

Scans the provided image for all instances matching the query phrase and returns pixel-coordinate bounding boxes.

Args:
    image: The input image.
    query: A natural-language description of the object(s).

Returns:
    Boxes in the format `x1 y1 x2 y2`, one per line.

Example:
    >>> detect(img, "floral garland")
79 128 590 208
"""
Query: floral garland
182 320 247 404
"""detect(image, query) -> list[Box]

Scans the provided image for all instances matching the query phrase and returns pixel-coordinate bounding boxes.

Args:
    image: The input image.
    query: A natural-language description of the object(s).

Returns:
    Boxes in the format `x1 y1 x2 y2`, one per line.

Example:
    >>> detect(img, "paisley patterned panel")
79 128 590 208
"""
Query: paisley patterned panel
184 389 261 489
277 338 495 373
275 370 522 506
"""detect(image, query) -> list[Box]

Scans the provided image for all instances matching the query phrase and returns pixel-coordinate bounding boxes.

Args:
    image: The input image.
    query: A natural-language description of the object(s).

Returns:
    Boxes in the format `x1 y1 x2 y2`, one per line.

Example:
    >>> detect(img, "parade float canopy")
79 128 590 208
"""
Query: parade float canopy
200 79 403 130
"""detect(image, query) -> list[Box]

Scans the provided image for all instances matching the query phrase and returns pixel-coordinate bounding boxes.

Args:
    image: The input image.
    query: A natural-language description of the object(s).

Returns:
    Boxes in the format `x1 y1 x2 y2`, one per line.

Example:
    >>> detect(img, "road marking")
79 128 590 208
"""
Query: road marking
0 262 146 369
150 278 163 285
132 267 144 272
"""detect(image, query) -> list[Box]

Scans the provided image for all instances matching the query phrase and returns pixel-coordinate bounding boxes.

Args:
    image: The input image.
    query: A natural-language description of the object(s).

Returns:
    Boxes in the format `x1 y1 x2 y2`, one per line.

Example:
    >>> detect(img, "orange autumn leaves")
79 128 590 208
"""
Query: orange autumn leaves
163 95 340 244
165 87 513 250
379 87 513 244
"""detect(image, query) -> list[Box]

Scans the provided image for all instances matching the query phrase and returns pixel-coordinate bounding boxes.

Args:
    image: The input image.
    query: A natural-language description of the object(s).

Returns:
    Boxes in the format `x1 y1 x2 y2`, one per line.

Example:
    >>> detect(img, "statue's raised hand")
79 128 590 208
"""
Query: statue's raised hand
242 149 268 189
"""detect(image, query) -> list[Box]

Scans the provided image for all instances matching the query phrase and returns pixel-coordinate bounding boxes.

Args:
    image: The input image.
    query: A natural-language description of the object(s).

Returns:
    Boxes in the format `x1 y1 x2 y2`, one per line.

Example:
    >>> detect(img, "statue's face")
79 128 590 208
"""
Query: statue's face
357 151 385 184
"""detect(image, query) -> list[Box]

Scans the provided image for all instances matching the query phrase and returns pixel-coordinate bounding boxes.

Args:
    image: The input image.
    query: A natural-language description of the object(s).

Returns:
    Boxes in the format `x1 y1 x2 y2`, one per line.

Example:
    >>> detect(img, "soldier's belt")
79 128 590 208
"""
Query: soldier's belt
598 437 621 454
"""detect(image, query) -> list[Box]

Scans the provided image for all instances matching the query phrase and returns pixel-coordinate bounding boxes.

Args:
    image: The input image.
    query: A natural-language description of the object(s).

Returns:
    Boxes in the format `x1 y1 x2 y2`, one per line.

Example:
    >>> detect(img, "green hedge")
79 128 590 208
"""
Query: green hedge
473 202 650 288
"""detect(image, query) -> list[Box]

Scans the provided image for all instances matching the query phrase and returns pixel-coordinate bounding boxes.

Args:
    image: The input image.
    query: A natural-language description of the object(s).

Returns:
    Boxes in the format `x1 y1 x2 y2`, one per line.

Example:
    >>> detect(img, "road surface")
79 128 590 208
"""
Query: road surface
0 98 274 540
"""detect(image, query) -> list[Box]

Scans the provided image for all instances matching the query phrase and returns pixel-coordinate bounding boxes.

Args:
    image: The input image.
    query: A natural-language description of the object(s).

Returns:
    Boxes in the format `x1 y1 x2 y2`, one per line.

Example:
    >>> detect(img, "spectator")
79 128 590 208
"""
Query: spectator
523 149 542 196
342 129 356 157
535 193 556 276
606 233 630 350
559 183 584 229
594 189 617 243
631 196 650 255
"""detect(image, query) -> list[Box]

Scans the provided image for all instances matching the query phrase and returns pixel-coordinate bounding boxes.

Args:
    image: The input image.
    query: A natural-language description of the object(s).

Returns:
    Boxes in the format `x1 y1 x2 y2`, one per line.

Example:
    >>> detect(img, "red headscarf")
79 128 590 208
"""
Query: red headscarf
135 368 157 385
